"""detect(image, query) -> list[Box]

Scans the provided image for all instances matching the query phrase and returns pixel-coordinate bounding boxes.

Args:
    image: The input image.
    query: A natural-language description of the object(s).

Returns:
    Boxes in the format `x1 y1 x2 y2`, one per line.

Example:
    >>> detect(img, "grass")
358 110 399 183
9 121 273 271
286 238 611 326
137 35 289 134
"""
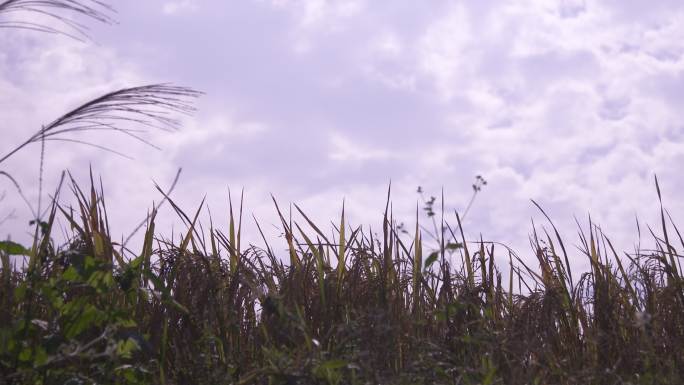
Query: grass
0 174 682 384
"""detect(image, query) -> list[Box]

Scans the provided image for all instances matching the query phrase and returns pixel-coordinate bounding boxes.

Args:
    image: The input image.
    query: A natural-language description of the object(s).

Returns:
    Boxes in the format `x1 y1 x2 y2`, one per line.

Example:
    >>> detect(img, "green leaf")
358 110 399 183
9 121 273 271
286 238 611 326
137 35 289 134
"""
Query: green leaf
320 359 347 370
65 305 102 338
18 348 32 362
424 251 439 270
0 241 29 255
129 255 144 270
62 266 81 282
33 346 48 366
14 284 27 301
116 338 140 359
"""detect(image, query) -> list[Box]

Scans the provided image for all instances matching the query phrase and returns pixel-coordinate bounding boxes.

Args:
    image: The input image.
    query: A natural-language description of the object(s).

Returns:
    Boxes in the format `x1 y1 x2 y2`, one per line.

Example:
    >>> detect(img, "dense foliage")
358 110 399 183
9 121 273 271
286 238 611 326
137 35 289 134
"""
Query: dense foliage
0 176 682 384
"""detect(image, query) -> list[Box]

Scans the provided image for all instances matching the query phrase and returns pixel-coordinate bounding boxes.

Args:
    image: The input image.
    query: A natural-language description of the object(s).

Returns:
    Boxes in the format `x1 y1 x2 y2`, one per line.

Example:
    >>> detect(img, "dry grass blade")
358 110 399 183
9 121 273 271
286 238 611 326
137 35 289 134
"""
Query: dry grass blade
122 168 183 250
0 170 36 218
0 0 114 41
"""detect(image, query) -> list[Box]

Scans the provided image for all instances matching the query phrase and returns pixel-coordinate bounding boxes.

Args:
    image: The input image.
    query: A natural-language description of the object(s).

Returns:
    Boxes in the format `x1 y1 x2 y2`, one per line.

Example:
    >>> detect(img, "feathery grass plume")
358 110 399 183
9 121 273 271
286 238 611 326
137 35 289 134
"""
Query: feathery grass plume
0 85 200 230
0 0 114 41
0 84 202 166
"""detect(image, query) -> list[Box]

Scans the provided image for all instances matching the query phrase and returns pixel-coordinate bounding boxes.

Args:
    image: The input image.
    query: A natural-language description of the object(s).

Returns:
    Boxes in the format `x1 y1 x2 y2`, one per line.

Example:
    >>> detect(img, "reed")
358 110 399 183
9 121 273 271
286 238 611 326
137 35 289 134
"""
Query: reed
0 176 682 384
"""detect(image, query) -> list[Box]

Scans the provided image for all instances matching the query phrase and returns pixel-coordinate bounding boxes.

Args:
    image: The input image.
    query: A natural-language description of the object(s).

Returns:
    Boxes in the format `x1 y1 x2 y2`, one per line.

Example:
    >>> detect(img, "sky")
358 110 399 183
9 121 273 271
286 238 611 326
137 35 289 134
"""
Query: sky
2 0 684 271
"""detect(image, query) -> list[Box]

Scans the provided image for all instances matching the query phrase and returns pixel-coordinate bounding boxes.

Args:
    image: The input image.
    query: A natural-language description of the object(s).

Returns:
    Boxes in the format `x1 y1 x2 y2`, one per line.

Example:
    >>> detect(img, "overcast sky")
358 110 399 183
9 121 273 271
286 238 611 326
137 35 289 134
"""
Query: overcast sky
2 0 684 270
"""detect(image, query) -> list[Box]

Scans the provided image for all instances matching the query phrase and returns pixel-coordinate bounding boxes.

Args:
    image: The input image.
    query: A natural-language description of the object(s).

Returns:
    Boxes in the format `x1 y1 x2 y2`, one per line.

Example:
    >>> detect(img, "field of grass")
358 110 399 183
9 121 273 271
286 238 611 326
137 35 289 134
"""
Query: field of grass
0 173 683 384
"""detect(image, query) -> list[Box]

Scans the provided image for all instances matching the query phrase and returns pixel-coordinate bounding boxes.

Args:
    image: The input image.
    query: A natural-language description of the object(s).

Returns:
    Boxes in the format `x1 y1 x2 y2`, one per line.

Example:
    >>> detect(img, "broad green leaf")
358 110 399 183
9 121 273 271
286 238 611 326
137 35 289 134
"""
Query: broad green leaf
62 266 81 282
0 241 29 255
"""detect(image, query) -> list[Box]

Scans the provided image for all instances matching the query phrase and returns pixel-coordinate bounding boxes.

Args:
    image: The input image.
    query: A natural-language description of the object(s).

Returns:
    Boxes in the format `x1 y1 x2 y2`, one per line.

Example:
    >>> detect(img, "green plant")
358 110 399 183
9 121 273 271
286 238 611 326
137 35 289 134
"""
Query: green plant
1 174 682 384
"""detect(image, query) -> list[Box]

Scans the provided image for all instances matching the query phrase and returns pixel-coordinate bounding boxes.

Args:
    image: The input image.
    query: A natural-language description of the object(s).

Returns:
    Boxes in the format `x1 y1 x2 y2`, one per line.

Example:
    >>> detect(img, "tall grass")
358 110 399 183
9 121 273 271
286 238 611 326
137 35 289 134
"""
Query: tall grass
0 175 682 384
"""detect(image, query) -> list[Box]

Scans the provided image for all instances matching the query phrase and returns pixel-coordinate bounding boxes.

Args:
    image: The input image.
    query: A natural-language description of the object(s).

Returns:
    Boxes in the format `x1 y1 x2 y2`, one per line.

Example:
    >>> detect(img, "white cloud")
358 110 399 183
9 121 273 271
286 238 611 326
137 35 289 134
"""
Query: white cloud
265 0 366 53
417 3 474 101
163 0 199 15
4 0 684 270
328 131 392 163
371 31 402 57
269 0 365 27
331 0 684 261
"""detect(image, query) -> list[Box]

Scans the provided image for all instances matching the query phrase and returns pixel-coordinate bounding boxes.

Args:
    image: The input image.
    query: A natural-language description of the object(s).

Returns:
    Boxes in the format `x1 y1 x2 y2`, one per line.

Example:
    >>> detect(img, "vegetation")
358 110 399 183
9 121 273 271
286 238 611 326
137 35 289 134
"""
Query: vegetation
0 176 683 384
1 1 683 384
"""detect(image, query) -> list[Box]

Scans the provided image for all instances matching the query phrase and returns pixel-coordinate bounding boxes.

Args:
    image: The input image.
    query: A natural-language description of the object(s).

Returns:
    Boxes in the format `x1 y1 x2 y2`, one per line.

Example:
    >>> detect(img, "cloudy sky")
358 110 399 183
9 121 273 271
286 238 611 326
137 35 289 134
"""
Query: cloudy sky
2 0 684 270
